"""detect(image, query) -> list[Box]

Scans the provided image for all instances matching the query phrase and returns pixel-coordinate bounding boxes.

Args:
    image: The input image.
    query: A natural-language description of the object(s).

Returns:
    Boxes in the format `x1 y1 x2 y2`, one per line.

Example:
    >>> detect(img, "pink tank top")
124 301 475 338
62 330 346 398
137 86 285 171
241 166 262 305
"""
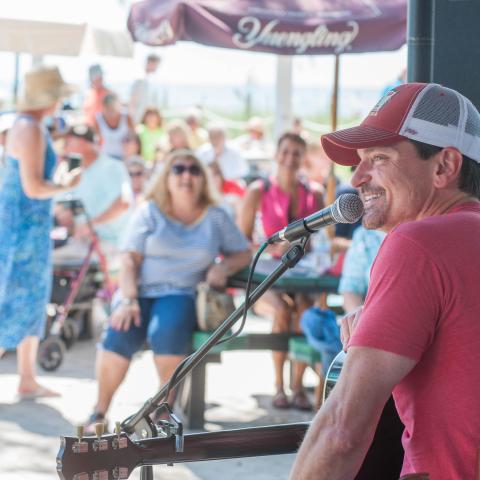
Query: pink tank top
259 177 319 238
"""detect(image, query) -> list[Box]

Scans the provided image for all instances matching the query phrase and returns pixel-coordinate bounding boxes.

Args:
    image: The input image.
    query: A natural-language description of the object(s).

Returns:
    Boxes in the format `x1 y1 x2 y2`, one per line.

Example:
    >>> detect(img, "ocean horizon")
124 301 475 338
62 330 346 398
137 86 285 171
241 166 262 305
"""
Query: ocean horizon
0 79 384 123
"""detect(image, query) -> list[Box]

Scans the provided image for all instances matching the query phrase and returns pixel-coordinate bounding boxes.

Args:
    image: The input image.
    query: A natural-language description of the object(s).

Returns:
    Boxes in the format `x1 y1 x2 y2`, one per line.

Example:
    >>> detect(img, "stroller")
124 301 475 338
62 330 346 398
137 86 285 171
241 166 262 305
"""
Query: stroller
38 199 114 371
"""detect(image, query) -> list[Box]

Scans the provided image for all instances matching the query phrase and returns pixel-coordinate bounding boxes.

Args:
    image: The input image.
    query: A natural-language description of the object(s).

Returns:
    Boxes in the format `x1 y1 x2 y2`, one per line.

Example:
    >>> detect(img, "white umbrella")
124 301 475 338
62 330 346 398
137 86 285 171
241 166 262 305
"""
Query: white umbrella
0 18 134 57
0 0 133 57
0 0 134 102
0 19 85 56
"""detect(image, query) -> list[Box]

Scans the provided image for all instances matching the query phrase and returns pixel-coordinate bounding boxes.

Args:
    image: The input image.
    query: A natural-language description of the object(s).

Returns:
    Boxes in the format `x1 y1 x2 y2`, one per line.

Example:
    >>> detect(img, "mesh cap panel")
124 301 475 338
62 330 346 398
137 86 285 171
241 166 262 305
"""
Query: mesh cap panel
399 84 480 163
465 101 480 137
412 85 460 127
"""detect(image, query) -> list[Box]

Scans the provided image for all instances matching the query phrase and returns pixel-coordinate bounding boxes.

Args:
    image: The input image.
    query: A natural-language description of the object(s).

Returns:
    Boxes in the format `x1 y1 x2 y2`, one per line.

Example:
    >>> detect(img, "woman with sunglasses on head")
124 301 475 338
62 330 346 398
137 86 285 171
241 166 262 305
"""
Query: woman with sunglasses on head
85 150 251 430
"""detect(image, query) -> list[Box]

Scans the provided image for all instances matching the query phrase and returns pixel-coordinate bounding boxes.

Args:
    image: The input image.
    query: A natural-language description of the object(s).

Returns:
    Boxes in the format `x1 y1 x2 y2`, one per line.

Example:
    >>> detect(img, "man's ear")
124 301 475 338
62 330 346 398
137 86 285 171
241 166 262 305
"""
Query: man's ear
433 147 463 189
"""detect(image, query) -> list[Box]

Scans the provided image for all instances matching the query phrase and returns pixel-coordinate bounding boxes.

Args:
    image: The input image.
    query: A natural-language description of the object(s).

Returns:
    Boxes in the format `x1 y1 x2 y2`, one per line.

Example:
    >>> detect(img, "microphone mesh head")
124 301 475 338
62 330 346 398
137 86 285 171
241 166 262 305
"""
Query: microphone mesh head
331 193 364 224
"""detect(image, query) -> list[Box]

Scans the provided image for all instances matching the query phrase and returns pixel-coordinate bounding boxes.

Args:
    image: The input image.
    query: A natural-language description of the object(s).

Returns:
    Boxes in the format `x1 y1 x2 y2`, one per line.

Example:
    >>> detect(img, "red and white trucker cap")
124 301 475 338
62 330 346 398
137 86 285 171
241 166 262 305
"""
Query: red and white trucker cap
322 83 480 166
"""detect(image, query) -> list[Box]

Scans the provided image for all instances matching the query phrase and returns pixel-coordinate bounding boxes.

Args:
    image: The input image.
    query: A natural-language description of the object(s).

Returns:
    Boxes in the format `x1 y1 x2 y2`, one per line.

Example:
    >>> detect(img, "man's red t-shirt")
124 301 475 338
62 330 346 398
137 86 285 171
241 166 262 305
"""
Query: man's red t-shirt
350 202 480 479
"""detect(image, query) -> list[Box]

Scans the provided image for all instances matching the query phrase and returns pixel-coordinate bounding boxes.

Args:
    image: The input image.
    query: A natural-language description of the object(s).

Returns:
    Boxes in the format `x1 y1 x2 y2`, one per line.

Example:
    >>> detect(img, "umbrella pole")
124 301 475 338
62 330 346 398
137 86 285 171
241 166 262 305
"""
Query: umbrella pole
331 54 340 132
13 53 20 105
326 54 340 224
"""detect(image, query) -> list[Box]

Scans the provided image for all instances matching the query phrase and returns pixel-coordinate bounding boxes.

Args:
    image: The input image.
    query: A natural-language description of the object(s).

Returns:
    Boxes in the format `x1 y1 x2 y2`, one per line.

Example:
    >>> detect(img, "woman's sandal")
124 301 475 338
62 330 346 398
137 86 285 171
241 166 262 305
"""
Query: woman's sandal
272 391 291 409
291 390 313 411
84 411 109 436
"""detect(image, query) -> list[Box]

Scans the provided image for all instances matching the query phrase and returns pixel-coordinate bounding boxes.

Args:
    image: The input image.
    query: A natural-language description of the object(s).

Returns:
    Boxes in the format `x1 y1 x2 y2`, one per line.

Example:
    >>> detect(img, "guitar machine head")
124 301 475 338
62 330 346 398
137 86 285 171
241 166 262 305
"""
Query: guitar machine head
57 422 137 480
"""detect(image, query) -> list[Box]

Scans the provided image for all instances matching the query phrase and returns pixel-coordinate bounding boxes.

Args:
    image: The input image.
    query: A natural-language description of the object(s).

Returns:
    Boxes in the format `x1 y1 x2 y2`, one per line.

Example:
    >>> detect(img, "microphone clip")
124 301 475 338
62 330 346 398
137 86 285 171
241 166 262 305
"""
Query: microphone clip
279 235 310 269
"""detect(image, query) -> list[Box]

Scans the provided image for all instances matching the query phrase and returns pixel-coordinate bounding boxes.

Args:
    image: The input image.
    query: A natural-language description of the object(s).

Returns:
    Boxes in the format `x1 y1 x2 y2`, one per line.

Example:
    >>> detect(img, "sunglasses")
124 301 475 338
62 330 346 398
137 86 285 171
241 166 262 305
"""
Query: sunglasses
170 164 202 176
129 170 144 178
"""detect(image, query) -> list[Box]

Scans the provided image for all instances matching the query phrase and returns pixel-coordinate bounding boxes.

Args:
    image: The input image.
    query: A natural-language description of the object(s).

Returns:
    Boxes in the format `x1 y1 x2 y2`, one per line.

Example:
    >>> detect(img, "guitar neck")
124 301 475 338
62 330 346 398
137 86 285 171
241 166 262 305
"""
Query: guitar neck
57 422 310 479
138 422 309 467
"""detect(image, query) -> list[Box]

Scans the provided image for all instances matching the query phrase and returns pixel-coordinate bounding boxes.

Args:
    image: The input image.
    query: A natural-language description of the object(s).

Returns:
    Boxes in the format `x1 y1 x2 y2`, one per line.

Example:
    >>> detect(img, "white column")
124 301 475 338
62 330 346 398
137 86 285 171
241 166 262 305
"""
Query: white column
31 55 44 67
274 55 293 141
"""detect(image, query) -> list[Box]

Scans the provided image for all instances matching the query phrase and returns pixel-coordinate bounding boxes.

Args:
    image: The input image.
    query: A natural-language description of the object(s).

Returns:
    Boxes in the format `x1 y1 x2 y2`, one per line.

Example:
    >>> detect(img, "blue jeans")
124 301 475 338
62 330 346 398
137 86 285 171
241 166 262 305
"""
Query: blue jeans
102 294 197 359
300 307 342 376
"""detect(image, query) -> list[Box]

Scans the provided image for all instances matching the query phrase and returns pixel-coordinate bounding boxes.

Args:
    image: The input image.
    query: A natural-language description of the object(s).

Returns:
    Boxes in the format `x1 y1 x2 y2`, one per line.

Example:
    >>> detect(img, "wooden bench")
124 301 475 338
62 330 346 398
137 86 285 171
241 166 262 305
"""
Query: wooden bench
177 330 303 429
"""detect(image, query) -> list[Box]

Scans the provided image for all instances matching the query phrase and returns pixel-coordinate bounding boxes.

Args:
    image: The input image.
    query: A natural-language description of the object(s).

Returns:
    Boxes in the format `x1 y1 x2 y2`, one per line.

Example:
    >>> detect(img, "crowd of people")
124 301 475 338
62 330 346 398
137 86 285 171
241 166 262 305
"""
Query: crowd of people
0 60 354 414
2 57 478 479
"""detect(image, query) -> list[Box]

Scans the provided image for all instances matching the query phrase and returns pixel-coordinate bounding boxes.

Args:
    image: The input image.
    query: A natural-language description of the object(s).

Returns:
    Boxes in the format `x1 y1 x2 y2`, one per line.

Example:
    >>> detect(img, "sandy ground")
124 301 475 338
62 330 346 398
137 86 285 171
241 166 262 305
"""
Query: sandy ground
0 303 317 480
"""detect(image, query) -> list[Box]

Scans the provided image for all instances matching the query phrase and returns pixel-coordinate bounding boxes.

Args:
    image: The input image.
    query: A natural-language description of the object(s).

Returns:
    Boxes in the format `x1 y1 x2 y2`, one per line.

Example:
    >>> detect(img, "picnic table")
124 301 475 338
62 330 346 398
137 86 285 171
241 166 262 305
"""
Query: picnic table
179 258 340 429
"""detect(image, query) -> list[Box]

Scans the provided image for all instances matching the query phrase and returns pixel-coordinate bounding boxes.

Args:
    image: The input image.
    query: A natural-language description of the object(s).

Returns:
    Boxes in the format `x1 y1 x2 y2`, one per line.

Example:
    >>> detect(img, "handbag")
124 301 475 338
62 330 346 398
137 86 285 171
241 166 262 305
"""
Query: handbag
196 282 235 331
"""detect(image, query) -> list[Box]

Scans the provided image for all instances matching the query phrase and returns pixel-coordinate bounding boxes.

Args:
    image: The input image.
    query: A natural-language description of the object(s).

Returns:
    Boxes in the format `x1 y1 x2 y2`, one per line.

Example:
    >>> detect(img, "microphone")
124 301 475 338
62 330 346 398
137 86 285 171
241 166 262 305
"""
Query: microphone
266 193 364 244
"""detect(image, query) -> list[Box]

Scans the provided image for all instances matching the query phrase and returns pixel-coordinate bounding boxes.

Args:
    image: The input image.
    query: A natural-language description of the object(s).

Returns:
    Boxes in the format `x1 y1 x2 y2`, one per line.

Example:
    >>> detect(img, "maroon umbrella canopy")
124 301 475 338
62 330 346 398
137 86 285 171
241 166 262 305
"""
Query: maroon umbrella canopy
128 0 406 55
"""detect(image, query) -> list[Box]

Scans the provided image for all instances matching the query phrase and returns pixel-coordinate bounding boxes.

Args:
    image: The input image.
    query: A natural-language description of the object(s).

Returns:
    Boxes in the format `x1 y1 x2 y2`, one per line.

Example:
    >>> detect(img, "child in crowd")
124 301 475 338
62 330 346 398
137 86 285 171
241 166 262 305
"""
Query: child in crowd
136 108 165 166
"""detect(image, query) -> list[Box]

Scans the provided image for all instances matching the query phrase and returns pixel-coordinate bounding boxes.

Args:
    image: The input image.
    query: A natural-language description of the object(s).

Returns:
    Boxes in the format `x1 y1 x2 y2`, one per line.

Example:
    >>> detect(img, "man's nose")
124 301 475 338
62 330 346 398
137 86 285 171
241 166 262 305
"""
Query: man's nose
351 160 371 188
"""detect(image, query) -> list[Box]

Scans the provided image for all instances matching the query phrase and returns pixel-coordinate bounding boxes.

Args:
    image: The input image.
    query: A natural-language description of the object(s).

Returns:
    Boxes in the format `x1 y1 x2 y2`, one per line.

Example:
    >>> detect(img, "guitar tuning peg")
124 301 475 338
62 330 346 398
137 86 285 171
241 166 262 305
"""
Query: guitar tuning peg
76 425 84 441
112 421 127 450
95 422 104 439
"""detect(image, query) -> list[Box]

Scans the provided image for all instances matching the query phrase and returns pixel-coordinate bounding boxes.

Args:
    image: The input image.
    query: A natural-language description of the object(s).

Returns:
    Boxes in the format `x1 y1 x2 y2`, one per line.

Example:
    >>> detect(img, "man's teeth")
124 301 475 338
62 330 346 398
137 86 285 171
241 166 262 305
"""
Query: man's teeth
364 193 383 203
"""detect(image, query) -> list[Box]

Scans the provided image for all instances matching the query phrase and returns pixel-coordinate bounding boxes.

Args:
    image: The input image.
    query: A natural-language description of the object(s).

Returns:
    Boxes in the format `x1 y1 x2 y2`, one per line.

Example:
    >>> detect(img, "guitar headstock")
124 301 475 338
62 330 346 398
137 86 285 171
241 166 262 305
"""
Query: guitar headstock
57 432 139 480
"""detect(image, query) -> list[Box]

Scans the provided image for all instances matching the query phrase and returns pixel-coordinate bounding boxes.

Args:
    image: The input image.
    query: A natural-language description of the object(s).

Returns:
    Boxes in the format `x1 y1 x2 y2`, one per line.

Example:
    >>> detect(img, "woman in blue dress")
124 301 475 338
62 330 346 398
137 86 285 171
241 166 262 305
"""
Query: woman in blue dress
0 66 81 399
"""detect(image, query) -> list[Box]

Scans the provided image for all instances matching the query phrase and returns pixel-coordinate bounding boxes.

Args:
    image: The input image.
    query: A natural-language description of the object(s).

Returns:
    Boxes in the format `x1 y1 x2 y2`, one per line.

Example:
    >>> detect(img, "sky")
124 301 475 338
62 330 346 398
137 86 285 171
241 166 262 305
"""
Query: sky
0 0 408 114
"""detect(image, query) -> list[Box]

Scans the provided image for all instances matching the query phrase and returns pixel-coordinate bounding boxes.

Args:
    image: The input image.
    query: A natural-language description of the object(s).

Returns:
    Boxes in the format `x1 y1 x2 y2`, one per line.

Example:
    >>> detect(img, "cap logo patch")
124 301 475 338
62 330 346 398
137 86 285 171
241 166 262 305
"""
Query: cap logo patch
369 89 398 116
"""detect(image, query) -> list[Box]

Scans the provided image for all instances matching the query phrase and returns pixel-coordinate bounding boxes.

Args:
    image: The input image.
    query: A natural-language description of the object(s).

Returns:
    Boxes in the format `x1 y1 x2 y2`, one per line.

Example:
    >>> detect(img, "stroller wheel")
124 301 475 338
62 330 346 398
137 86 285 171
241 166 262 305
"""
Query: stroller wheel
38 336 65 371
61 317 80 349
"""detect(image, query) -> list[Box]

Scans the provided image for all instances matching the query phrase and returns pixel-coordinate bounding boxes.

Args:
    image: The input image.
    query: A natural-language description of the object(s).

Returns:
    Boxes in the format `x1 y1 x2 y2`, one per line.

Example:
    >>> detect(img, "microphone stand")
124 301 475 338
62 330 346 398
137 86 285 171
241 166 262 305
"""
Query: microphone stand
121 237 309 480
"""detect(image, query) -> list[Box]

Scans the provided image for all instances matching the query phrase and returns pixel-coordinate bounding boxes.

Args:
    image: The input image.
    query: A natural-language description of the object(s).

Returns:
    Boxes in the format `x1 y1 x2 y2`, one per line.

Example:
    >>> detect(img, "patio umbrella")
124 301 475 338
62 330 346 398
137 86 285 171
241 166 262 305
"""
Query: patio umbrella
128 0 407 204
127 0 406 55
128 0 406 133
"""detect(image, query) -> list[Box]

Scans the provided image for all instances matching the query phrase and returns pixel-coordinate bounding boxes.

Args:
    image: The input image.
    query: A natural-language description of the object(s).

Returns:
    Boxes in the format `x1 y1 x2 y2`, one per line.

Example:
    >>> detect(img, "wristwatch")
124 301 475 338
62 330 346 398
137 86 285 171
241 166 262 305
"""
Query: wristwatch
120 297 138 306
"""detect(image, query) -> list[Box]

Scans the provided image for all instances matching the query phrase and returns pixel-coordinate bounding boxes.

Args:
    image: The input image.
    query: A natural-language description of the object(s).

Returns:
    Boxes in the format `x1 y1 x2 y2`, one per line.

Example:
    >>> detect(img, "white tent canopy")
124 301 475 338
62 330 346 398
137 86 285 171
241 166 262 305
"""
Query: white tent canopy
0 19 134 57
0 0 133 57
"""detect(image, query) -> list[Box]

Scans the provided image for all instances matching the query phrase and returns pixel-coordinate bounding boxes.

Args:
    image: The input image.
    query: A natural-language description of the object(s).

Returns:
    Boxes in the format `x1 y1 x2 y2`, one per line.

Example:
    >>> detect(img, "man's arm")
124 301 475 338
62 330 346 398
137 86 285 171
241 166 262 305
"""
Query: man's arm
342 292 364 314
92 195 130 225
289 346 415 480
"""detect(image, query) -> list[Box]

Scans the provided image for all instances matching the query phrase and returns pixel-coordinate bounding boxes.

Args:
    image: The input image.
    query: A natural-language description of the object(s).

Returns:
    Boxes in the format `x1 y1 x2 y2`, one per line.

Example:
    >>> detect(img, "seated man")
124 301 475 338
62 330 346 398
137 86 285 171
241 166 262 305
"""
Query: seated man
125 156 148 206
232 116 272 160
197 122 249 181
185 108 208 149
290 83 480 479
56 125 132 265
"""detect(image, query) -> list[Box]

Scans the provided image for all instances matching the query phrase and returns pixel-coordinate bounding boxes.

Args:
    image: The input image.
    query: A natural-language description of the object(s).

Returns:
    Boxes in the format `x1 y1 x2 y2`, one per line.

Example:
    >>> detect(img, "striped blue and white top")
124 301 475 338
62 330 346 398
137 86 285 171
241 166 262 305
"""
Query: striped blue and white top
121 201 249 298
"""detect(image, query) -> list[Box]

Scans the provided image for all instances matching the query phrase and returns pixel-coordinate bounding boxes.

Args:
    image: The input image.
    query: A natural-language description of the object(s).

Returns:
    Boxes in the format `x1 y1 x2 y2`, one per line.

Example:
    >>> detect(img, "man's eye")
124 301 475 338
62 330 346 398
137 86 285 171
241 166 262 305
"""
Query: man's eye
372 155 386 163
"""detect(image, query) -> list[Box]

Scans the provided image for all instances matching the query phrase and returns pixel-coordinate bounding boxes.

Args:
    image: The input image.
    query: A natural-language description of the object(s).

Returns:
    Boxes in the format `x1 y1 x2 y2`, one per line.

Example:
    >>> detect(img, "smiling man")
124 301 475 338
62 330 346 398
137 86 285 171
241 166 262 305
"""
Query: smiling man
289 83 480 480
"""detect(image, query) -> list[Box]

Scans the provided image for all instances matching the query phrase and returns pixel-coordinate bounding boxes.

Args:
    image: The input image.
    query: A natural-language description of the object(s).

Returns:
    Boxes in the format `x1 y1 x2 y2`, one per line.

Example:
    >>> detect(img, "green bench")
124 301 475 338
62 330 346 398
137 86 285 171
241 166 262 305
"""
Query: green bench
178 330 304 429
228 266 340 294
288 336 321 365
288 336 325 409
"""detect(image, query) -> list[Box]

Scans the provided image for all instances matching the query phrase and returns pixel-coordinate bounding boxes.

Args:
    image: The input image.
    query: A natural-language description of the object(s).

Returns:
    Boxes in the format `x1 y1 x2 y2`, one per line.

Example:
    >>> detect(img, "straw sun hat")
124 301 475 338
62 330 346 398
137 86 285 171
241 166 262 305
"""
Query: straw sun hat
17 66 76 111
